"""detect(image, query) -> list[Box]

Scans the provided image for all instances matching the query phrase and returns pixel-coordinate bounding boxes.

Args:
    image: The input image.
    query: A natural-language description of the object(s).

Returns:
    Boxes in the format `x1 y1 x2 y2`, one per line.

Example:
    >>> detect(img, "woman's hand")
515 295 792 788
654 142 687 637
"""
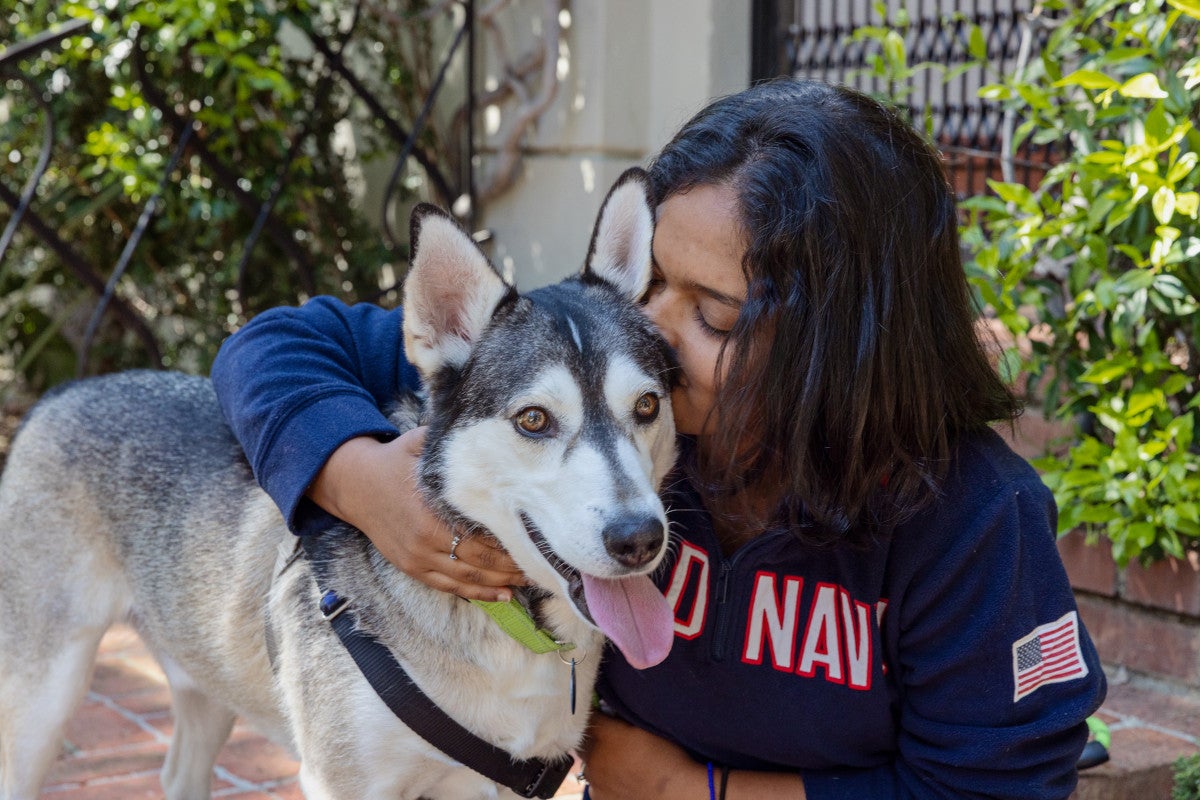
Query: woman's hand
578 713 808 799
578 713 708 800
308 427 526 601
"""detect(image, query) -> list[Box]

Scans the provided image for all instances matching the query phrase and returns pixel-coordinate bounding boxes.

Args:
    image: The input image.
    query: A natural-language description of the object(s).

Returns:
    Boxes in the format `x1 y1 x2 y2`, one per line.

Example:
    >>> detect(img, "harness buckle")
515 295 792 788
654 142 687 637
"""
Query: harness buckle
519 755 574 799
319 590 350 622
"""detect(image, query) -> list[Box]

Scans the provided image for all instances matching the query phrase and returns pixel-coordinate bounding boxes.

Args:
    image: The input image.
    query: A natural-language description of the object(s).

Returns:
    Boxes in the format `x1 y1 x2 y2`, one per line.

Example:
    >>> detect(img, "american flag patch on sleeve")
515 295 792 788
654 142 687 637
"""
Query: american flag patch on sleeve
1012 611 1088 702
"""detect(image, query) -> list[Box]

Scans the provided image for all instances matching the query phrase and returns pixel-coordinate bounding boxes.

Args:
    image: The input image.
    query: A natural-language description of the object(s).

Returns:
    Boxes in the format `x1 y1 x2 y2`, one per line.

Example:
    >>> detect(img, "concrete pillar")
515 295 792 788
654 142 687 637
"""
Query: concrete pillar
478 0 750 289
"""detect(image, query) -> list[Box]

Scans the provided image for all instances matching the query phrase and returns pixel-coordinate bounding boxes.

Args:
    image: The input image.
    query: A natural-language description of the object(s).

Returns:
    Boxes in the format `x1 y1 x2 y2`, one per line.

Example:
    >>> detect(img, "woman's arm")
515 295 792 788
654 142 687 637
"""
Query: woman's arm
797 476 1105 799
211 296 413 531
211 297 522 600
309 430 522 600
580 714 806 800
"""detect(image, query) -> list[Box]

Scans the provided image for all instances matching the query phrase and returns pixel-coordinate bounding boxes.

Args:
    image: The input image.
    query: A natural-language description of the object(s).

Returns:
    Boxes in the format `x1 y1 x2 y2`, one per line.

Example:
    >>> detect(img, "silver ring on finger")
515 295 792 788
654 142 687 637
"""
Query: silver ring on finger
449 532 464 561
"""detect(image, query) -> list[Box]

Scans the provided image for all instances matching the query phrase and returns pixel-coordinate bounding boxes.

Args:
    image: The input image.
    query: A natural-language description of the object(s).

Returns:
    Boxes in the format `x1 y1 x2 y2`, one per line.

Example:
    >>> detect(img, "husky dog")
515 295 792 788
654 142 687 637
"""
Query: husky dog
0 169 678 800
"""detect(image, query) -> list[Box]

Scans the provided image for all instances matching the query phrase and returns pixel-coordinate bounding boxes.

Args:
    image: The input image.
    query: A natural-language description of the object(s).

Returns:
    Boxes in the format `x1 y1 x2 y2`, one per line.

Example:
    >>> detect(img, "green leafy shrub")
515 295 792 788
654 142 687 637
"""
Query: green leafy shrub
1174 752 1200 800
960 0 1200 566
1 0 452 395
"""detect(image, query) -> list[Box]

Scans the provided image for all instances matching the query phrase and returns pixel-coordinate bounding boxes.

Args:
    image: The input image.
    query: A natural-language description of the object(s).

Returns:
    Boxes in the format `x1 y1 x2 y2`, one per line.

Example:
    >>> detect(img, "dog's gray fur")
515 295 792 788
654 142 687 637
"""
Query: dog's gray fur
0 169 677 799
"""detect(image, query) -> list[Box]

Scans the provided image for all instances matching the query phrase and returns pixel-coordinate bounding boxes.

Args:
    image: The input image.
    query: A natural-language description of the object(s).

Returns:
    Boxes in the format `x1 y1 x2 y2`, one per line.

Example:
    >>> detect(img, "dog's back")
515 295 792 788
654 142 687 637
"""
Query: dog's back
0 371 277 598
0 370 246 630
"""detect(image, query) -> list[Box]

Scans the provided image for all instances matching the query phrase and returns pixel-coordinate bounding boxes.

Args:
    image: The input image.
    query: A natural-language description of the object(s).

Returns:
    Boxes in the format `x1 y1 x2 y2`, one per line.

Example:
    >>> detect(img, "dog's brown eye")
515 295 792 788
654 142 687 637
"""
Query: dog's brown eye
515 406 551 435
634 392 659 422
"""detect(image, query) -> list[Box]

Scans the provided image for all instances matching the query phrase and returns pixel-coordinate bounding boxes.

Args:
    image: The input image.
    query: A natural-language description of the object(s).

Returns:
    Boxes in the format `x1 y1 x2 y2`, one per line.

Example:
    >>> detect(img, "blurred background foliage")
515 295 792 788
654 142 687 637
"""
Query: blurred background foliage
1 0 461 397
858 0 1200 565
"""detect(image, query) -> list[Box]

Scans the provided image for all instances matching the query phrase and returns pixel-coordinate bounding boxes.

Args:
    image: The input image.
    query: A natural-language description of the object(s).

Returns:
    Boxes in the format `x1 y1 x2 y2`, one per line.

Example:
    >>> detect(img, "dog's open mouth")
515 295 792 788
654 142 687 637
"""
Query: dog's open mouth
521 512 590 619
521 512 674 670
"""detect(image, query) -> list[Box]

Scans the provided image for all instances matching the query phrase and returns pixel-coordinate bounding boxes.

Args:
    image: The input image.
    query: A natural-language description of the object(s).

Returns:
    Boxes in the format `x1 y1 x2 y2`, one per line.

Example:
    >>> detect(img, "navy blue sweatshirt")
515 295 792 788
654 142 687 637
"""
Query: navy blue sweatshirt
212 297 1106 800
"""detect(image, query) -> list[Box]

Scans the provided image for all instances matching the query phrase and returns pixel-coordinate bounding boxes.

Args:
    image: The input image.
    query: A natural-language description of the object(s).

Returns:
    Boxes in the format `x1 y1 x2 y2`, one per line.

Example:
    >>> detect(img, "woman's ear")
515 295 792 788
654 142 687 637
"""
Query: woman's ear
582 167 655 302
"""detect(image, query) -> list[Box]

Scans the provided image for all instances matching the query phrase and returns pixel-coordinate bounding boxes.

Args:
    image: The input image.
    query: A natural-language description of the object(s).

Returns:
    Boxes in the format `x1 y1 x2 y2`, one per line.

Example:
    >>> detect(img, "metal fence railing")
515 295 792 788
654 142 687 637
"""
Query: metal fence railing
753 0 1061 198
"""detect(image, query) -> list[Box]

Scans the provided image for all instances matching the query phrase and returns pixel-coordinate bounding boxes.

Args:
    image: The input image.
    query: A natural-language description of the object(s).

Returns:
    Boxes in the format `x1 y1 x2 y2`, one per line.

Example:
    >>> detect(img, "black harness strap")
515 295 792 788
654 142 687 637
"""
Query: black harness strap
300 535 572 799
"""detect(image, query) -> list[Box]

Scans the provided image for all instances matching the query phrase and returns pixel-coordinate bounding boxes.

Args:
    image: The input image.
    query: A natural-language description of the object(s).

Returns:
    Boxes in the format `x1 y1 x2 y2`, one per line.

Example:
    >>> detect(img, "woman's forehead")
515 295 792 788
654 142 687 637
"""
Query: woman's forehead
653 185 747 299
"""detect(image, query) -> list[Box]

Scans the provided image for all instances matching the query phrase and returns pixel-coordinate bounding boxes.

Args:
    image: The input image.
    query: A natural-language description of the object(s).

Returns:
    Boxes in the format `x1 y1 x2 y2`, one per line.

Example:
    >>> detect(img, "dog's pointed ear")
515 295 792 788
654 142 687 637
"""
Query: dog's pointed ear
402 204 513 378
582 167 655 302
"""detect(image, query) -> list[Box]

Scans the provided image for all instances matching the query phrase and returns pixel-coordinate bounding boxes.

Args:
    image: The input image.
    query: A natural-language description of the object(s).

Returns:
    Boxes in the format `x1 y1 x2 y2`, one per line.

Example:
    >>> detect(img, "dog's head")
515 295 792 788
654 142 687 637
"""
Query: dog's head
401 169 677 669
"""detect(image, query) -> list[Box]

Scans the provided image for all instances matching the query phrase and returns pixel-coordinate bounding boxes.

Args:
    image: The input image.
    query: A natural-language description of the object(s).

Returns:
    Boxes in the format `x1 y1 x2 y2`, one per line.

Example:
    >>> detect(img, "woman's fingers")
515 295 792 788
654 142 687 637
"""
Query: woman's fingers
315 429 526 602
424 530 528 601
388 428 526 599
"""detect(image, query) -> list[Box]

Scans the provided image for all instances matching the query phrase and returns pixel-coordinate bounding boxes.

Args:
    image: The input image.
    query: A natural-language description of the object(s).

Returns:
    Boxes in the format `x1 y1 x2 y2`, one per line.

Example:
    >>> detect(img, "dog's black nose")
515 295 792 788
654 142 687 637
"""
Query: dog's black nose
602 516 664 568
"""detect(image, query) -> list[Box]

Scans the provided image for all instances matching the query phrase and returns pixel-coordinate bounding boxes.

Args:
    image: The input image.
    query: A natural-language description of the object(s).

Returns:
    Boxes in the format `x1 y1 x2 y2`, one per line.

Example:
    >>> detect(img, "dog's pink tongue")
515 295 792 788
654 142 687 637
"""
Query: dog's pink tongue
582 574 674 669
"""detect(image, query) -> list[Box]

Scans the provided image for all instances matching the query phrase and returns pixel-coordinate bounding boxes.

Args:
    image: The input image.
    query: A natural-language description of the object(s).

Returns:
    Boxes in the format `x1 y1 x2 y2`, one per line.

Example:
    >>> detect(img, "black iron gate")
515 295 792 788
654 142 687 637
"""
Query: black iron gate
752 0 1059 197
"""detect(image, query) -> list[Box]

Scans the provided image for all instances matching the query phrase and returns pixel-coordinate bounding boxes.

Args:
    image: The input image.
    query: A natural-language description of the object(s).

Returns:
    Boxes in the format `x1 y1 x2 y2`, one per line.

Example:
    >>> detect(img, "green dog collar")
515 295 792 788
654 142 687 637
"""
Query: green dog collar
469 597 575 654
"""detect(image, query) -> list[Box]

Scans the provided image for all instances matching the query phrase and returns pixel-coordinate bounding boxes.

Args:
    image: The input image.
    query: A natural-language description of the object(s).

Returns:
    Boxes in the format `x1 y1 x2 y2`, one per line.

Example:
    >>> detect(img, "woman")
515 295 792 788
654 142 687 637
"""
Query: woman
212 79 1105 799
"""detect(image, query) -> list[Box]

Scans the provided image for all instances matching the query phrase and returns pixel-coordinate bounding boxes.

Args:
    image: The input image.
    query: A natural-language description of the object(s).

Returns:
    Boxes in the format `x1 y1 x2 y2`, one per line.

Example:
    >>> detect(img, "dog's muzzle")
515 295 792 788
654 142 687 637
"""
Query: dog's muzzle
520 512 591 621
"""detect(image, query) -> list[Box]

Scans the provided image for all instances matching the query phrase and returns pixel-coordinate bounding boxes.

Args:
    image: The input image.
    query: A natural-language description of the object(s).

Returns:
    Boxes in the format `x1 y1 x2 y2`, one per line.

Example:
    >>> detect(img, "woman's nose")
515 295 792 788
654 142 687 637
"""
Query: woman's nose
642 291 677 348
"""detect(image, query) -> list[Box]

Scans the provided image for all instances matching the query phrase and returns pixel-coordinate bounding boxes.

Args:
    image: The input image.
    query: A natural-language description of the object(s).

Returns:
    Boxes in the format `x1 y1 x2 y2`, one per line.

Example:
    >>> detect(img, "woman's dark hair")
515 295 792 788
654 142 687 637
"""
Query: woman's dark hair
648 78 1020 543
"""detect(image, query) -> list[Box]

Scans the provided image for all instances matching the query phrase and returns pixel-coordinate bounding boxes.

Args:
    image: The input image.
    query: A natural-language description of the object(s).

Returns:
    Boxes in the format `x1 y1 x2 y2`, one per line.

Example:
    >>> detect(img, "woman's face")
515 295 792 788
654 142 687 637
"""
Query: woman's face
643 183 748 437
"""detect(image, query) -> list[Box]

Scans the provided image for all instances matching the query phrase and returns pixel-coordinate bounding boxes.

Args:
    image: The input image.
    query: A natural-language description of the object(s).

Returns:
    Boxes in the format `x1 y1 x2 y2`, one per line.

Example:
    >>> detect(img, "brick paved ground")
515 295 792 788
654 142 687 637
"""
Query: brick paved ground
1074 679 1200 799
37 624 586 799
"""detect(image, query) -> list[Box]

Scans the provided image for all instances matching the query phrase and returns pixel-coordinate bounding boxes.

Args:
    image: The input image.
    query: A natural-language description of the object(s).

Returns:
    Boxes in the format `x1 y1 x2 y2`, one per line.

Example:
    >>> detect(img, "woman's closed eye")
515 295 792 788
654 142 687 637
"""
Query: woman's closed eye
693 308 732 338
